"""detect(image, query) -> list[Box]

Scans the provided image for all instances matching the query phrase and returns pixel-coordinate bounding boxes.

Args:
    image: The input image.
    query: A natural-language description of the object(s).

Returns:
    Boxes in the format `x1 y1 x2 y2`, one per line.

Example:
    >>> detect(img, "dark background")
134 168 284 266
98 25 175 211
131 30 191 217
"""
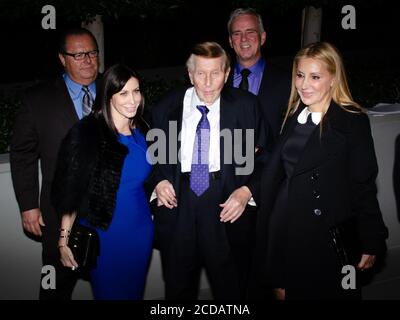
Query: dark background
0 0 399 111
0 1 398 82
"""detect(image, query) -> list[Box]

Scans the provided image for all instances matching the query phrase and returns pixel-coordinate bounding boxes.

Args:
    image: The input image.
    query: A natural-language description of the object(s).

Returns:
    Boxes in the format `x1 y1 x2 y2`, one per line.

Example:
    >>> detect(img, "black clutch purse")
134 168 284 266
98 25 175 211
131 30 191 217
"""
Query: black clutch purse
69 223 100 270
329 217 361 267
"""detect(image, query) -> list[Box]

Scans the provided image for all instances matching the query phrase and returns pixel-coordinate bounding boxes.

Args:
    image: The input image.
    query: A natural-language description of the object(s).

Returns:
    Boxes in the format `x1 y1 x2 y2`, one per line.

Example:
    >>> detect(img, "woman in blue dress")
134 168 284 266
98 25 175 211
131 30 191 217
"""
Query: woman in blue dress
51 64 154 300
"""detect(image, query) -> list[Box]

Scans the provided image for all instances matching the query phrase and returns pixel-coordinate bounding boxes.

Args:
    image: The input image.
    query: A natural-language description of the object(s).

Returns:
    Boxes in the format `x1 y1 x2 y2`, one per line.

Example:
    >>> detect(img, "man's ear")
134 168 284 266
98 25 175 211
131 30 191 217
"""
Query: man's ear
188 71 194 85
228 36 233 48
224 67 231 83
260 31 266 46
58 53 66 67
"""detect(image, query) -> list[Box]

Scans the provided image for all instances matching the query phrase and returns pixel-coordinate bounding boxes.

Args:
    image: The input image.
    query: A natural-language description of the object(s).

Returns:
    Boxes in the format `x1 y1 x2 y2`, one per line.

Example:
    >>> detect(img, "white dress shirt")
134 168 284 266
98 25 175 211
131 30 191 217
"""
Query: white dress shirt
151 87 256 206
180 87 220 172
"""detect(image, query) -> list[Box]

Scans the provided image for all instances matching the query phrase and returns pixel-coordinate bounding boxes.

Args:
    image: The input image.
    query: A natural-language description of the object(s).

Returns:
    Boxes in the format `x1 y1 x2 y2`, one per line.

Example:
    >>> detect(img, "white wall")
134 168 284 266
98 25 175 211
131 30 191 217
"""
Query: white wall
363 112 400 299
0 157 43 299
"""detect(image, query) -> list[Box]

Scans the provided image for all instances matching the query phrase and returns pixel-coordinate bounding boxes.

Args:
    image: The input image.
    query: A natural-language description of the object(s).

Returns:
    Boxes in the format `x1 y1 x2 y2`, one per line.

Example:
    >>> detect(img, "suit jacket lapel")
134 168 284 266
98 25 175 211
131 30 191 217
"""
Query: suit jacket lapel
219 89 236 185
169 89 185 192
54 77 79 124
256 64 269 102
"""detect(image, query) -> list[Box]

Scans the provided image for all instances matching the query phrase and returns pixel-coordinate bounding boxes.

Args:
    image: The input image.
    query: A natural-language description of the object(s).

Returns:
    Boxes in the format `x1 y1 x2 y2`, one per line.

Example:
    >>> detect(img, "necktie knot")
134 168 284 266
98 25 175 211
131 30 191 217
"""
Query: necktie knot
82 85 90 94
196 105 209 115
239 69 251 91
240 68 251 78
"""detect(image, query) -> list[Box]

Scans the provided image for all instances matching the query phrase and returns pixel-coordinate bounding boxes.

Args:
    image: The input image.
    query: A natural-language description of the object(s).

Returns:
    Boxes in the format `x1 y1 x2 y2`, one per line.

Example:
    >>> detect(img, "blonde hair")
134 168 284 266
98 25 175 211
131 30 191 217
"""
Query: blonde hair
282 42 364 133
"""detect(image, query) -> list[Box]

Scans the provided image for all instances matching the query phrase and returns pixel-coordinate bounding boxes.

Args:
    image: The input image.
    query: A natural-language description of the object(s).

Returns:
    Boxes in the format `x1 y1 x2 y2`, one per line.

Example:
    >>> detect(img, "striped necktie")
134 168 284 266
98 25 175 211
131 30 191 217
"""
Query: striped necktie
82 85 93 117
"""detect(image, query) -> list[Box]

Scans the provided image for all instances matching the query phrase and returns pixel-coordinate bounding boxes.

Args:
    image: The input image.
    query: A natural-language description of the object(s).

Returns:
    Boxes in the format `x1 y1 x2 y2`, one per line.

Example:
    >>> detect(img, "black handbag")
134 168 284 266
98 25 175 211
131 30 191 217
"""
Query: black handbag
329 217 361 267
69 223 100 270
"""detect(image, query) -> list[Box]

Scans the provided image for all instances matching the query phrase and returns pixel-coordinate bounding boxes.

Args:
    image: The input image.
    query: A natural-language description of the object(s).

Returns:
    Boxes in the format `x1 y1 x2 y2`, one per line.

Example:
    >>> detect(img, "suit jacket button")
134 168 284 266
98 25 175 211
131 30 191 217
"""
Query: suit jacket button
312 190 320 199
314 209 322 216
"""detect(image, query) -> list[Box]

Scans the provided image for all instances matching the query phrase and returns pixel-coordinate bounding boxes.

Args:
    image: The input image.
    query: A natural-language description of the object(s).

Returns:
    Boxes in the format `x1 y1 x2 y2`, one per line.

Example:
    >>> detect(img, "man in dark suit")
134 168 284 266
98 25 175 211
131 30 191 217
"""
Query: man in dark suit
227 7 291 142
149 42 267 299
10 28 99 299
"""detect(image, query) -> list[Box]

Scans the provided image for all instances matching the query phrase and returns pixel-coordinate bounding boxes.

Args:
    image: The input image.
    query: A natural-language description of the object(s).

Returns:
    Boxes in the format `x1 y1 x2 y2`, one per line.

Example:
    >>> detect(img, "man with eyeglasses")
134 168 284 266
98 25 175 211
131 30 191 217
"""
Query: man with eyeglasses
10 27 99 300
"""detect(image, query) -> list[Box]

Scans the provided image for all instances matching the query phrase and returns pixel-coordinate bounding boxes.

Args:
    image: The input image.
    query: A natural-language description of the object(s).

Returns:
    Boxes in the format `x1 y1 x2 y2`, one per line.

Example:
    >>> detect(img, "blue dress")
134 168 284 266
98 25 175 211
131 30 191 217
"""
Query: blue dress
83 129 154 300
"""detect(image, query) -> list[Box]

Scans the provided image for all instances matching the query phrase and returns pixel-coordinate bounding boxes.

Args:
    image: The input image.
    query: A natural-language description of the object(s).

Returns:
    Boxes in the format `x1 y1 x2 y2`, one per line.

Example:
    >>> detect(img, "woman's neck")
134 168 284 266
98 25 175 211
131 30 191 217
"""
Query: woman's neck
307 98 331 113
114 118 131 135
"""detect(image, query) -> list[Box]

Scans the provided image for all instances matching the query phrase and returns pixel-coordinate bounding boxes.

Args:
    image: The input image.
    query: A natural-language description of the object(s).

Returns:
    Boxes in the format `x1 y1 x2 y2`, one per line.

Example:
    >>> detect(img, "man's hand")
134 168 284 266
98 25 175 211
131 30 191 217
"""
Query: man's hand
155 180 177 209
357 254 376 271
219 186 252 223
21 208 45 236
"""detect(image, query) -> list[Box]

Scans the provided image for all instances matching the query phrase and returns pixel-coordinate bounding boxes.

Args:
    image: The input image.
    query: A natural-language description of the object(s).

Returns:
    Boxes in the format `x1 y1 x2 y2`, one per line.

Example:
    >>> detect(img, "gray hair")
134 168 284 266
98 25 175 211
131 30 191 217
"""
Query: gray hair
227 8 265 35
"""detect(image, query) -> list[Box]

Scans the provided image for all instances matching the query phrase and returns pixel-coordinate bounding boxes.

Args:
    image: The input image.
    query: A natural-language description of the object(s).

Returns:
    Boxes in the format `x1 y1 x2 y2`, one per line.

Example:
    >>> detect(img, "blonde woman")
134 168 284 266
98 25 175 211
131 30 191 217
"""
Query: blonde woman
253 42 388 300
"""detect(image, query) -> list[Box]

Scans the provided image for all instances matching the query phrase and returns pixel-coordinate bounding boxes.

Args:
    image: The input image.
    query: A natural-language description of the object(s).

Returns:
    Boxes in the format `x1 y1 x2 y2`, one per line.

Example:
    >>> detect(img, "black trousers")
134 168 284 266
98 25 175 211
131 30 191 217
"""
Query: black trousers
155 176 256 300
39 196 78 300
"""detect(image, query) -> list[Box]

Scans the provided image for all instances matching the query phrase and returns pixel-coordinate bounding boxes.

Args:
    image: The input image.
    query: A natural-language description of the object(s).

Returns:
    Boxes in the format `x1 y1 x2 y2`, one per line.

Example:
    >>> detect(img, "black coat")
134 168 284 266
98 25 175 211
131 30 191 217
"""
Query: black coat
253 101 388 299
51 115 128 230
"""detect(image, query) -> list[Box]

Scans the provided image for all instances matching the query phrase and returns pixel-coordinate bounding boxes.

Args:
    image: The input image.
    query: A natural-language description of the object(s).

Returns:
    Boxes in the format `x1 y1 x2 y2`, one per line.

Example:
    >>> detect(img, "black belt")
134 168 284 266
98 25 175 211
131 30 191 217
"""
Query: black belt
181 171 221 180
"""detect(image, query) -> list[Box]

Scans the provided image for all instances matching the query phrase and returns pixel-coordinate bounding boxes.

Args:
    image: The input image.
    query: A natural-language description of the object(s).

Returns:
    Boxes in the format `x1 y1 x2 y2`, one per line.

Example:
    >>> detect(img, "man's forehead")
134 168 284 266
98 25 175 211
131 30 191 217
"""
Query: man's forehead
231 15 259 29
65 34 96 48
193 56 225 69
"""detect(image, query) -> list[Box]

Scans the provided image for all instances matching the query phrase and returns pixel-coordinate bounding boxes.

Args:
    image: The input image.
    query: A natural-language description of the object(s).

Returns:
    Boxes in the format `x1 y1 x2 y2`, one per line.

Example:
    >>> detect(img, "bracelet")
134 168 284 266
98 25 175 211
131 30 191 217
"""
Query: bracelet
59 235 69 238
58 244 66 248
59 228 70 233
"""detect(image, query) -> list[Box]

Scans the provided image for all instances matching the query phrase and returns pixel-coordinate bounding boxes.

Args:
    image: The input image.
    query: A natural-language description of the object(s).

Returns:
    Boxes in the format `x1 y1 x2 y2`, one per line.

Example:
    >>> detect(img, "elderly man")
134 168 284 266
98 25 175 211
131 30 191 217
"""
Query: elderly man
10 27 99 299
149 41 267 299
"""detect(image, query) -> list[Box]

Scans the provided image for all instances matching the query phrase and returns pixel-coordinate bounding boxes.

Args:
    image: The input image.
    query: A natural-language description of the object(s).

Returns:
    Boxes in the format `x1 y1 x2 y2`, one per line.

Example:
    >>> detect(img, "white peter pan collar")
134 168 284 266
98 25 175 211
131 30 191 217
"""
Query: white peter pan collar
297 107 322 125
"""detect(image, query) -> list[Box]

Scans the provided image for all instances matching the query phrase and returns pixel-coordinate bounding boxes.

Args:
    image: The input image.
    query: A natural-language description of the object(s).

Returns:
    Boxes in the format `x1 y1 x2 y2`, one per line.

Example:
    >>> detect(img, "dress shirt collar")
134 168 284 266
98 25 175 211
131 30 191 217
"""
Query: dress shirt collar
235 57 265 77
63 73 96 99
190 87 220 114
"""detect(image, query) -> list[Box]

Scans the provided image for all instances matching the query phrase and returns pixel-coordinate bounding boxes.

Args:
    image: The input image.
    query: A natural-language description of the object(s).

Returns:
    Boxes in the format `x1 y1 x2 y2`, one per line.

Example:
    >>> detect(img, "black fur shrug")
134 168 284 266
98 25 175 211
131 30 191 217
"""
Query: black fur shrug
51 114 128 230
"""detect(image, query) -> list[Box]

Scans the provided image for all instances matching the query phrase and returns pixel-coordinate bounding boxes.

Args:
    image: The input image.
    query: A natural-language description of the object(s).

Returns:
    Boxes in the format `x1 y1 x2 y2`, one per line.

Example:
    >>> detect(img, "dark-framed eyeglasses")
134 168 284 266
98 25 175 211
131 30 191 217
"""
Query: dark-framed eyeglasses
63 50 99 61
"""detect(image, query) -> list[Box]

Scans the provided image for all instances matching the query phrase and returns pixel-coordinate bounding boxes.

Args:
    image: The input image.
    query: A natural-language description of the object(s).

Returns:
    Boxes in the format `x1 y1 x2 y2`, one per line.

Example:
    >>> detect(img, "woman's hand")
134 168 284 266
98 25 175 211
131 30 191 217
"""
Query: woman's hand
58 212 77 270
59 245 79 270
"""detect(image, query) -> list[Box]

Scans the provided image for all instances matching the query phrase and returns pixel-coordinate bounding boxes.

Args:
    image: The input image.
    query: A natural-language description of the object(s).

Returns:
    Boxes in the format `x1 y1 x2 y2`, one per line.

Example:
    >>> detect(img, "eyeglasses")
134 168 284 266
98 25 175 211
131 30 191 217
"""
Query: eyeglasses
63 50 99 61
